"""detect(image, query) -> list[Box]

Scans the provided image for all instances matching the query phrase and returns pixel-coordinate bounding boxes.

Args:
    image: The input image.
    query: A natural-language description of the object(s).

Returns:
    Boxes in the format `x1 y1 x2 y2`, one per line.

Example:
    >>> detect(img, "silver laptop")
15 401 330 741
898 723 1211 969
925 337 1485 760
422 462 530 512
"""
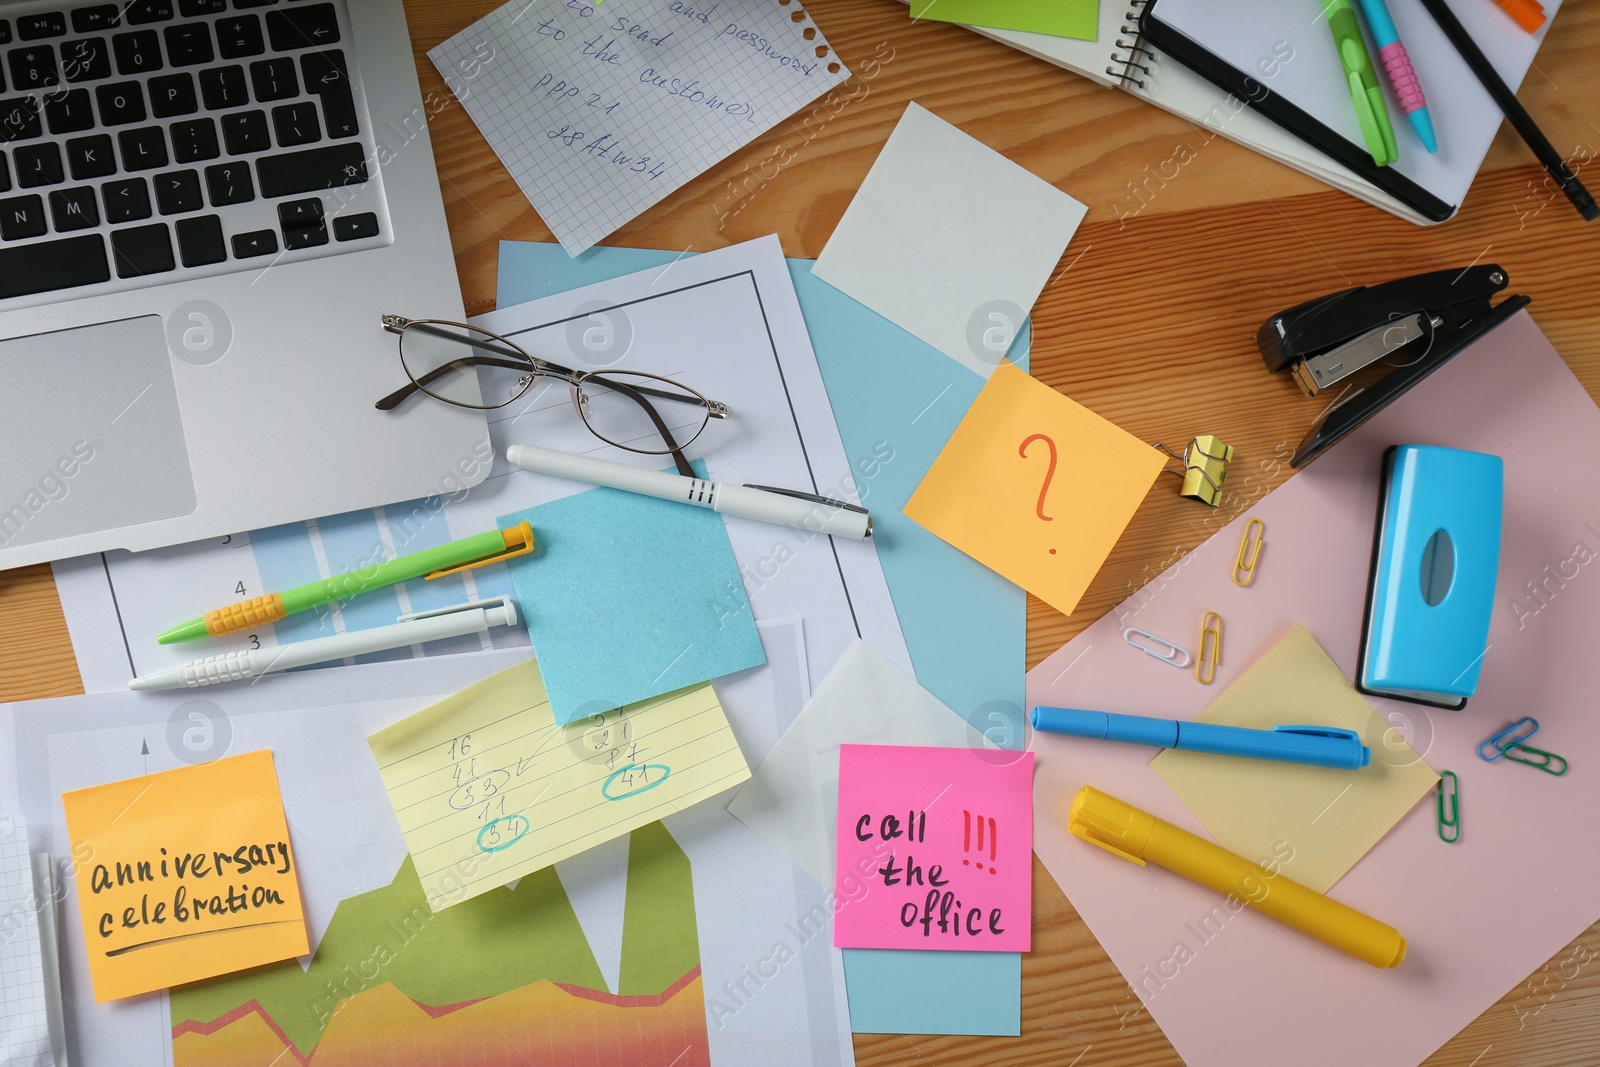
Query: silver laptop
0 0 489 570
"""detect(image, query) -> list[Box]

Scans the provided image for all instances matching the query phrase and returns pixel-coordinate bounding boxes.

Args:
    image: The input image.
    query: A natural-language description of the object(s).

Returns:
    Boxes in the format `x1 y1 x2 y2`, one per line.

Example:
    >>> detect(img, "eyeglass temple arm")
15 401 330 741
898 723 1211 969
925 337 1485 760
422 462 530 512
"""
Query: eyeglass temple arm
600 379 697 478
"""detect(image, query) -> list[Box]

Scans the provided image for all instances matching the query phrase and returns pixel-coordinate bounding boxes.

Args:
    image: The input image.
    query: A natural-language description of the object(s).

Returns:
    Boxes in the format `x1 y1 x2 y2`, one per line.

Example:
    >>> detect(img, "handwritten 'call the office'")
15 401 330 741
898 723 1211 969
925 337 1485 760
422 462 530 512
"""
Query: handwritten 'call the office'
852 808 1010 940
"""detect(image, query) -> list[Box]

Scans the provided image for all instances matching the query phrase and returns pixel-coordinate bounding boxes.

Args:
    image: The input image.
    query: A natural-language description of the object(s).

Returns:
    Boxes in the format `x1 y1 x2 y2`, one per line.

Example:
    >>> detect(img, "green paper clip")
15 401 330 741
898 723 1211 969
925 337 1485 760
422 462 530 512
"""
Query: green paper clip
1501 742 1568 776
1436 770 1460 843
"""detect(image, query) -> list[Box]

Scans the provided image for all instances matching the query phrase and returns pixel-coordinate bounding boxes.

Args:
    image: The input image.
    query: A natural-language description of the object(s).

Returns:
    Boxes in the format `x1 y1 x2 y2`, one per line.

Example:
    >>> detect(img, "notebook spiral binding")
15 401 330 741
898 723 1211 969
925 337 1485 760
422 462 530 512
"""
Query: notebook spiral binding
778 0 843 76
1105 0 1155 89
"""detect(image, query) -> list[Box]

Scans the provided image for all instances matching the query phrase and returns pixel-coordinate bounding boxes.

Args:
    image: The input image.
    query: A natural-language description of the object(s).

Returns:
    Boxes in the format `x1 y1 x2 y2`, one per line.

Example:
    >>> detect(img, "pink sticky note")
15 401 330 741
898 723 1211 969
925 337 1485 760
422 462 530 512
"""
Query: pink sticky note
833 744 1033 952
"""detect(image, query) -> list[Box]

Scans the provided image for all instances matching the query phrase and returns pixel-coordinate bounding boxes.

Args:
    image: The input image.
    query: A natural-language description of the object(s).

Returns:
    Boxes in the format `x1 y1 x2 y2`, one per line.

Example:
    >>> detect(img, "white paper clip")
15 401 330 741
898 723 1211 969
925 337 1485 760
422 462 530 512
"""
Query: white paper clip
1123 627 1192 668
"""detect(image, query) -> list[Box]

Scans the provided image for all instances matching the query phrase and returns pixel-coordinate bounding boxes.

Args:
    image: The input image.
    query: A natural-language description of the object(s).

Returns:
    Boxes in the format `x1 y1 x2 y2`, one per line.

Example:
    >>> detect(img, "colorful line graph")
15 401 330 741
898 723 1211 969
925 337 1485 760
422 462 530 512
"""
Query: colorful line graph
170 822 707 1066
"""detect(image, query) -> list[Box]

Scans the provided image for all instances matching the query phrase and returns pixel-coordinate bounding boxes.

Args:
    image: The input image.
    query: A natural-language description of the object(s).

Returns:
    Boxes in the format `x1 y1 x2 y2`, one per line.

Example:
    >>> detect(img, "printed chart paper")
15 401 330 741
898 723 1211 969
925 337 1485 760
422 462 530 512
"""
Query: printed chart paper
833 744 1032 952
369 659 750 911
500 460 764 726
430 0 851 253
60 750 307 1002
0 816 53 1066
905 360 1165 616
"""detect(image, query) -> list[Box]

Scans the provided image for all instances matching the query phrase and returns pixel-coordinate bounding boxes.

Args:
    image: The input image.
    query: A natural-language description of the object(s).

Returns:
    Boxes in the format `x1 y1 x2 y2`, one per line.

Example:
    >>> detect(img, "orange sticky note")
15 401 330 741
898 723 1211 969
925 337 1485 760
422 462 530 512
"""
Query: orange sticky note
905 360 1165 615
61 749 308 1002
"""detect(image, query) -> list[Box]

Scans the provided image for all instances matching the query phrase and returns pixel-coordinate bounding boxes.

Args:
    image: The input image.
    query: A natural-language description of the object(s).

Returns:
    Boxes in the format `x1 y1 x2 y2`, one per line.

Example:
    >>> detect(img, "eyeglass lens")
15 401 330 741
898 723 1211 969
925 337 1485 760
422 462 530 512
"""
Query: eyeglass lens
399 322 535 410
574 372 713 455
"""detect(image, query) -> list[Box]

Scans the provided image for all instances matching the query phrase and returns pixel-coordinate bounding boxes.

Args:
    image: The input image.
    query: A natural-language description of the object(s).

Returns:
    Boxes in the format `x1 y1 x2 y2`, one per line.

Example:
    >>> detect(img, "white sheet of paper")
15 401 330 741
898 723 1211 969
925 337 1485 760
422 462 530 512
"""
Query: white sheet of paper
429 0 850 254
0 816 53 1067
812 102 1087 377
727 641 975 884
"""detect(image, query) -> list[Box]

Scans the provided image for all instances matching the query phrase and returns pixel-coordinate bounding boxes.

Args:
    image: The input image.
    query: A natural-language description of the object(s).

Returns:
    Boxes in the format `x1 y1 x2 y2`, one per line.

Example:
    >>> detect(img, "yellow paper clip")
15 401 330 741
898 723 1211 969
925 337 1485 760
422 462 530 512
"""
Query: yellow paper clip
1155 435 1235 507
1197 611 1222 684
1233 517 1265 586
1436 771 1460 843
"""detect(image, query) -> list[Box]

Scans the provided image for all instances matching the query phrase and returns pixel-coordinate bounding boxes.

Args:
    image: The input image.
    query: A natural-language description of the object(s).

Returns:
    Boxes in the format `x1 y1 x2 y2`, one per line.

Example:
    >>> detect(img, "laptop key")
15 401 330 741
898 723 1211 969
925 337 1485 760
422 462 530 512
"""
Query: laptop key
0 192 46 238
17 13 67 40
71 6 122 32
230 227 275 256
49 185 99 230
216 14 263 58
117 125 168 170
101 175 150 221
125 0 176 24
221 109 269 154
154 168 200 213
110 221 174 275
179 0 228 13
164 23 214 66
66 132 115 178
0 97 42 141
8 46 60 89
14 143 63 187
44 88 94 133
112 30 162 75
61 37 110 82
235 0 281 8
149 72 196 116
282 218 326 249
175 213 224 265
255 141 363 198
276 196 319 226
0 152 10 192
332 210 376 241
271 100 318 146
249 56 296 100
0 233 109 297
200 65 247 109
170 116 218 162
300 50 356 138
0 21 9 45
94 80 145 124
204 159 252 204
266 4 338 51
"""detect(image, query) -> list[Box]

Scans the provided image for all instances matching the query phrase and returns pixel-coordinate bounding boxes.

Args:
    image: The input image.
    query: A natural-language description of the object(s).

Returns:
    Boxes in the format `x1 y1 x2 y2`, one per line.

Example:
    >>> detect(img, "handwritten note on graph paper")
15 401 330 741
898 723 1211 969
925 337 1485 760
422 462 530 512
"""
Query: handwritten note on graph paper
905 360 1166 616
429 0 853 254
833 745 1033 953
368 659 750 911
59 751 309 1002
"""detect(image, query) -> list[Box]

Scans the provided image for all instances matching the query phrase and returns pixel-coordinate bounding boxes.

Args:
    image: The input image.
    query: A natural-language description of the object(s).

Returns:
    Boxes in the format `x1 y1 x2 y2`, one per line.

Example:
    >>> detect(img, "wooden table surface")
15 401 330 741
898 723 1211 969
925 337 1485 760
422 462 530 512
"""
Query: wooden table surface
4 0 1600 1063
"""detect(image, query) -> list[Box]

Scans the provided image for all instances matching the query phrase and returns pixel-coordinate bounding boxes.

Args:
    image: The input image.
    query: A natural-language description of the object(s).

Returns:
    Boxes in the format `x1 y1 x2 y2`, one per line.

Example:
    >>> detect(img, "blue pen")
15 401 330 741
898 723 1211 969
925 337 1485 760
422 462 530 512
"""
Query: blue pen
1356 0 1439 152
1030 707 1372 770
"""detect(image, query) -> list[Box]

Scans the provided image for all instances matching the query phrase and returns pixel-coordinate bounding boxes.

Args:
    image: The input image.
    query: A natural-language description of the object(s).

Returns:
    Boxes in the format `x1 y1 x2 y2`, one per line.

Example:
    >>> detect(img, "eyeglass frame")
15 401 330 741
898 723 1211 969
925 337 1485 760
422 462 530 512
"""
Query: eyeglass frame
374 314 731 478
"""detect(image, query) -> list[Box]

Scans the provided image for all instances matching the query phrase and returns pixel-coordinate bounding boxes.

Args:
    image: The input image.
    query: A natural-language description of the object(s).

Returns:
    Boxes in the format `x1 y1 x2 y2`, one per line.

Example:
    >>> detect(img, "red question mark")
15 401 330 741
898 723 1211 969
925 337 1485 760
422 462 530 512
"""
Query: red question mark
1019 434 1058 522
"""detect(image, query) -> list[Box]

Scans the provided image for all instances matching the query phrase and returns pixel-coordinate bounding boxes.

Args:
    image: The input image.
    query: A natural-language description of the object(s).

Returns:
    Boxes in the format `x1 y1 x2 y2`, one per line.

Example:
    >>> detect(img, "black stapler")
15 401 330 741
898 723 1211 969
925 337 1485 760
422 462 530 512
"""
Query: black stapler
1259 265 1530 467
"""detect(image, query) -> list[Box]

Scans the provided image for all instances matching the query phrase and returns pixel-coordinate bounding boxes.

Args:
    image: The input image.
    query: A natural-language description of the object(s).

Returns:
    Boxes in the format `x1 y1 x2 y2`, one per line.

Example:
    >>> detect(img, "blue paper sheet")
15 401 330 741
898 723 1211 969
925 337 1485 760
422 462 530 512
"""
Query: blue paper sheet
497 242 1023 1037
497 460 765 725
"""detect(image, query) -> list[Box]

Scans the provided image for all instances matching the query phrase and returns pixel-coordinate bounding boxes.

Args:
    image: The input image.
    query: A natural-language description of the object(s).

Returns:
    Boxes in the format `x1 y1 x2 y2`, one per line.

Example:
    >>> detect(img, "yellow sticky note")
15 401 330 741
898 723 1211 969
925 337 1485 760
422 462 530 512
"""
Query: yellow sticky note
61 750 308 1002
905 360 1166 615
368 659 750 912
1152 626 1440 893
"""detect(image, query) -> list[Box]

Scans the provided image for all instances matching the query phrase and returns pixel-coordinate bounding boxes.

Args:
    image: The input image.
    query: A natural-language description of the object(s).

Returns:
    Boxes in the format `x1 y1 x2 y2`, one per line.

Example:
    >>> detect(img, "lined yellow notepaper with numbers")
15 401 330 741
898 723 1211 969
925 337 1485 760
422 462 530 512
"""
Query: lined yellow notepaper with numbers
368 658 749 912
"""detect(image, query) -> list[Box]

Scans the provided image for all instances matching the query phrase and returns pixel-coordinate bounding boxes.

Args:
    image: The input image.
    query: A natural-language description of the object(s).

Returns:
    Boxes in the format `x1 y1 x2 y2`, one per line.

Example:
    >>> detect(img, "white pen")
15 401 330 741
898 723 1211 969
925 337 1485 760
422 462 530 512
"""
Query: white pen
127 597 519 690
505 443 873 540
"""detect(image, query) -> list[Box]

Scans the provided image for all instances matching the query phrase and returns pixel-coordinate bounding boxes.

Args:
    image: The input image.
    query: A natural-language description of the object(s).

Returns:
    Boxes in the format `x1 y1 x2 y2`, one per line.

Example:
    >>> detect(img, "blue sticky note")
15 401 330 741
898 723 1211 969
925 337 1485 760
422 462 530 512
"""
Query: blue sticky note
497 461 764 725
497 243 1022 1037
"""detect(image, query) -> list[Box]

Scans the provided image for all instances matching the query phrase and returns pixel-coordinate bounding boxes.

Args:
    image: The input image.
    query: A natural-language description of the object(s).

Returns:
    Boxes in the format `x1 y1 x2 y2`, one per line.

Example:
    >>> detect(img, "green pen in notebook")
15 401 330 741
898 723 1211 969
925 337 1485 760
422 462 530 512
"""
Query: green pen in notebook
156 522 534 643
1322 0 1398 166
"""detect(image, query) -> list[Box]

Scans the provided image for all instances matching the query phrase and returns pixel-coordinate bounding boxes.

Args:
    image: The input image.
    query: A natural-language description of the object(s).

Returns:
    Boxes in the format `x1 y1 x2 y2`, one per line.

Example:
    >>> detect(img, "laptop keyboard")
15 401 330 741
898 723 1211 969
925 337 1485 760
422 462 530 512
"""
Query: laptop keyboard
0 0 387 306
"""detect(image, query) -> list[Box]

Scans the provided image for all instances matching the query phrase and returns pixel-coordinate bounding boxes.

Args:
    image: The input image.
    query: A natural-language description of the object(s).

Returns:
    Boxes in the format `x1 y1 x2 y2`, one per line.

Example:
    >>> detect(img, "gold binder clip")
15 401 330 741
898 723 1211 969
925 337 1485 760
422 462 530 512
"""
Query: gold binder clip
1197 611 1222 684
1154 435 1235 507
1233 517 1265 586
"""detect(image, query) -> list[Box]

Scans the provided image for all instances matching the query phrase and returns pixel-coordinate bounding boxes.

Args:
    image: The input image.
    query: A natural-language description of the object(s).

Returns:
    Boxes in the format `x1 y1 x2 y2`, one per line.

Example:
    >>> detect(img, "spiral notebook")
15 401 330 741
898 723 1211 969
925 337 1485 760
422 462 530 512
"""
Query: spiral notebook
908 0 1550 224
431 0 851 254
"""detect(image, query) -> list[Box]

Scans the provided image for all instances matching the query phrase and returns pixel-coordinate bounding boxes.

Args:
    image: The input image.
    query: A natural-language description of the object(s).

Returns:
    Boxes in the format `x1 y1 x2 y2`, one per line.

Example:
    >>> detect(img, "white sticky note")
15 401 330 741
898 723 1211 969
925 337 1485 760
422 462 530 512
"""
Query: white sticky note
813 102 1087 378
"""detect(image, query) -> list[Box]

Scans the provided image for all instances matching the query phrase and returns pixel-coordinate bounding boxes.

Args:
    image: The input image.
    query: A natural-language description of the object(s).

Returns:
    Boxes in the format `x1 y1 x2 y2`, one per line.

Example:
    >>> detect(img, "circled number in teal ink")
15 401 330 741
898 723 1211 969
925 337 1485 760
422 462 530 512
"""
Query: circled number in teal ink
602 763 672 801
476 815 531 853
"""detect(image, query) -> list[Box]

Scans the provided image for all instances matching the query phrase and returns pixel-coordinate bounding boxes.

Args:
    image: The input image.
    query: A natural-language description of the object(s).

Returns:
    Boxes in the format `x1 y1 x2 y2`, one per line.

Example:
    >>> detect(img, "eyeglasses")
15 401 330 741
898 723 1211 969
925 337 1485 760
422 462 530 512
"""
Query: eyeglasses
374 315 731 476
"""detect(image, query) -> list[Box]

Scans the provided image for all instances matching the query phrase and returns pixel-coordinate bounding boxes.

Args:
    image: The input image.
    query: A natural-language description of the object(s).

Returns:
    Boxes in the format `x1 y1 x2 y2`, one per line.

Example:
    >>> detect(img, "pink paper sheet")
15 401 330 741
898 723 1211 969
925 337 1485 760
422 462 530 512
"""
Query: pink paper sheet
834 745 1033 952
1026 311 1600 1067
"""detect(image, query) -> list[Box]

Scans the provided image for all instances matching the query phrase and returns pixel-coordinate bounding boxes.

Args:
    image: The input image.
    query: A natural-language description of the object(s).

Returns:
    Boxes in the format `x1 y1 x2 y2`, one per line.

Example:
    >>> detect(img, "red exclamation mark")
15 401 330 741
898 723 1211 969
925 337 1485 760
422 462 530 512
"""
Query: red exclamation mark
987 817 997 873
963 809 972 866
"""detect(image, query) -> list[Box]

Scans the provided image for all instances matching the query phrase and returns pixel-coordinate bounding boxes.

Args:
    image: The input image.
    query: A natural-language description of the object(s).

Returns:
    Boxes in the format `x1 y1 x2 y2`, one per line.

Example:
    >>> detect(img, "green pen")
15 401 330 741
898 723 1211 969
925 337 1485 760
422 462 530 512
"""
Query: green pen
157 522 535 643
1322 0 1398 166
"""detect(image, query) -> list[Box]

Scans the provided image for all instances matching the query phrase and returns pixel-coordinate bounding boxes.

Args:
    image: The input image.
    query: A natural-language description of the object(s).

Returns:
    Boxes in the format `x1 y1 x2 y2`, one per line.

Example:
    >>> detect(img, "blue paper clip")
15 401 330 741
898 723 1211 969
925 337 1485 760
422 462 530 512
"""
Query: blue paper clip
1123 627 1192 669
1477 717 1539 762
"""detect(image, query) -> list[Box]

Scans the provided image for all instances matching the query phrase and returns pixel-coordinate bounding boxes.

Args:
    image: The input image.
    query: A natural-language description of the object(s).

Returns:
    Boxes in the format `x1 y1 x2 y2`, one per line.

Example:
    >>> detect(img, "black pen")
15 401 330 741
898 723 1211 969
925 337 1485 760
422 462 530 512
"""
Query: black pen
1418 0 1597 221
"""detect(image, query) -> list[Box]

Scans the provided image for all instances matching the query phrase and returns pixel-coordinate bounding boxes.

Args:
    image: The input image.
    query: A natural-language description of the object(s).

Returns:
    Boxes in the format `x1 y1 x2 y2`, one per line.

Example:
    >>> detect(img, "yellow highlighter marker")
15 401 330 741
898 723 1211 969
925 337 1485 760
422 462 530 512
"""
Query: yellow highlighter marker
1067 785 1406 968
157 522 534 643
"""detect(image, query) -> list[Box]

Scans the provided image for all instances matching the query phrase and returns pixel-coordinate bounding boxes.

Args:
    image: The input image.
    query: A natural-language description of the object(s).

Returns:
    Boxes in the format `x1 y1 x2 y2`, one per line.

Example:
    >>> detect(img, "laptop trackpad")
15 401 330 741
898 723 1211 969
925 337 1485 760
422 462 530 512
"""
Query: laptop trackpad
0 316 195 552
